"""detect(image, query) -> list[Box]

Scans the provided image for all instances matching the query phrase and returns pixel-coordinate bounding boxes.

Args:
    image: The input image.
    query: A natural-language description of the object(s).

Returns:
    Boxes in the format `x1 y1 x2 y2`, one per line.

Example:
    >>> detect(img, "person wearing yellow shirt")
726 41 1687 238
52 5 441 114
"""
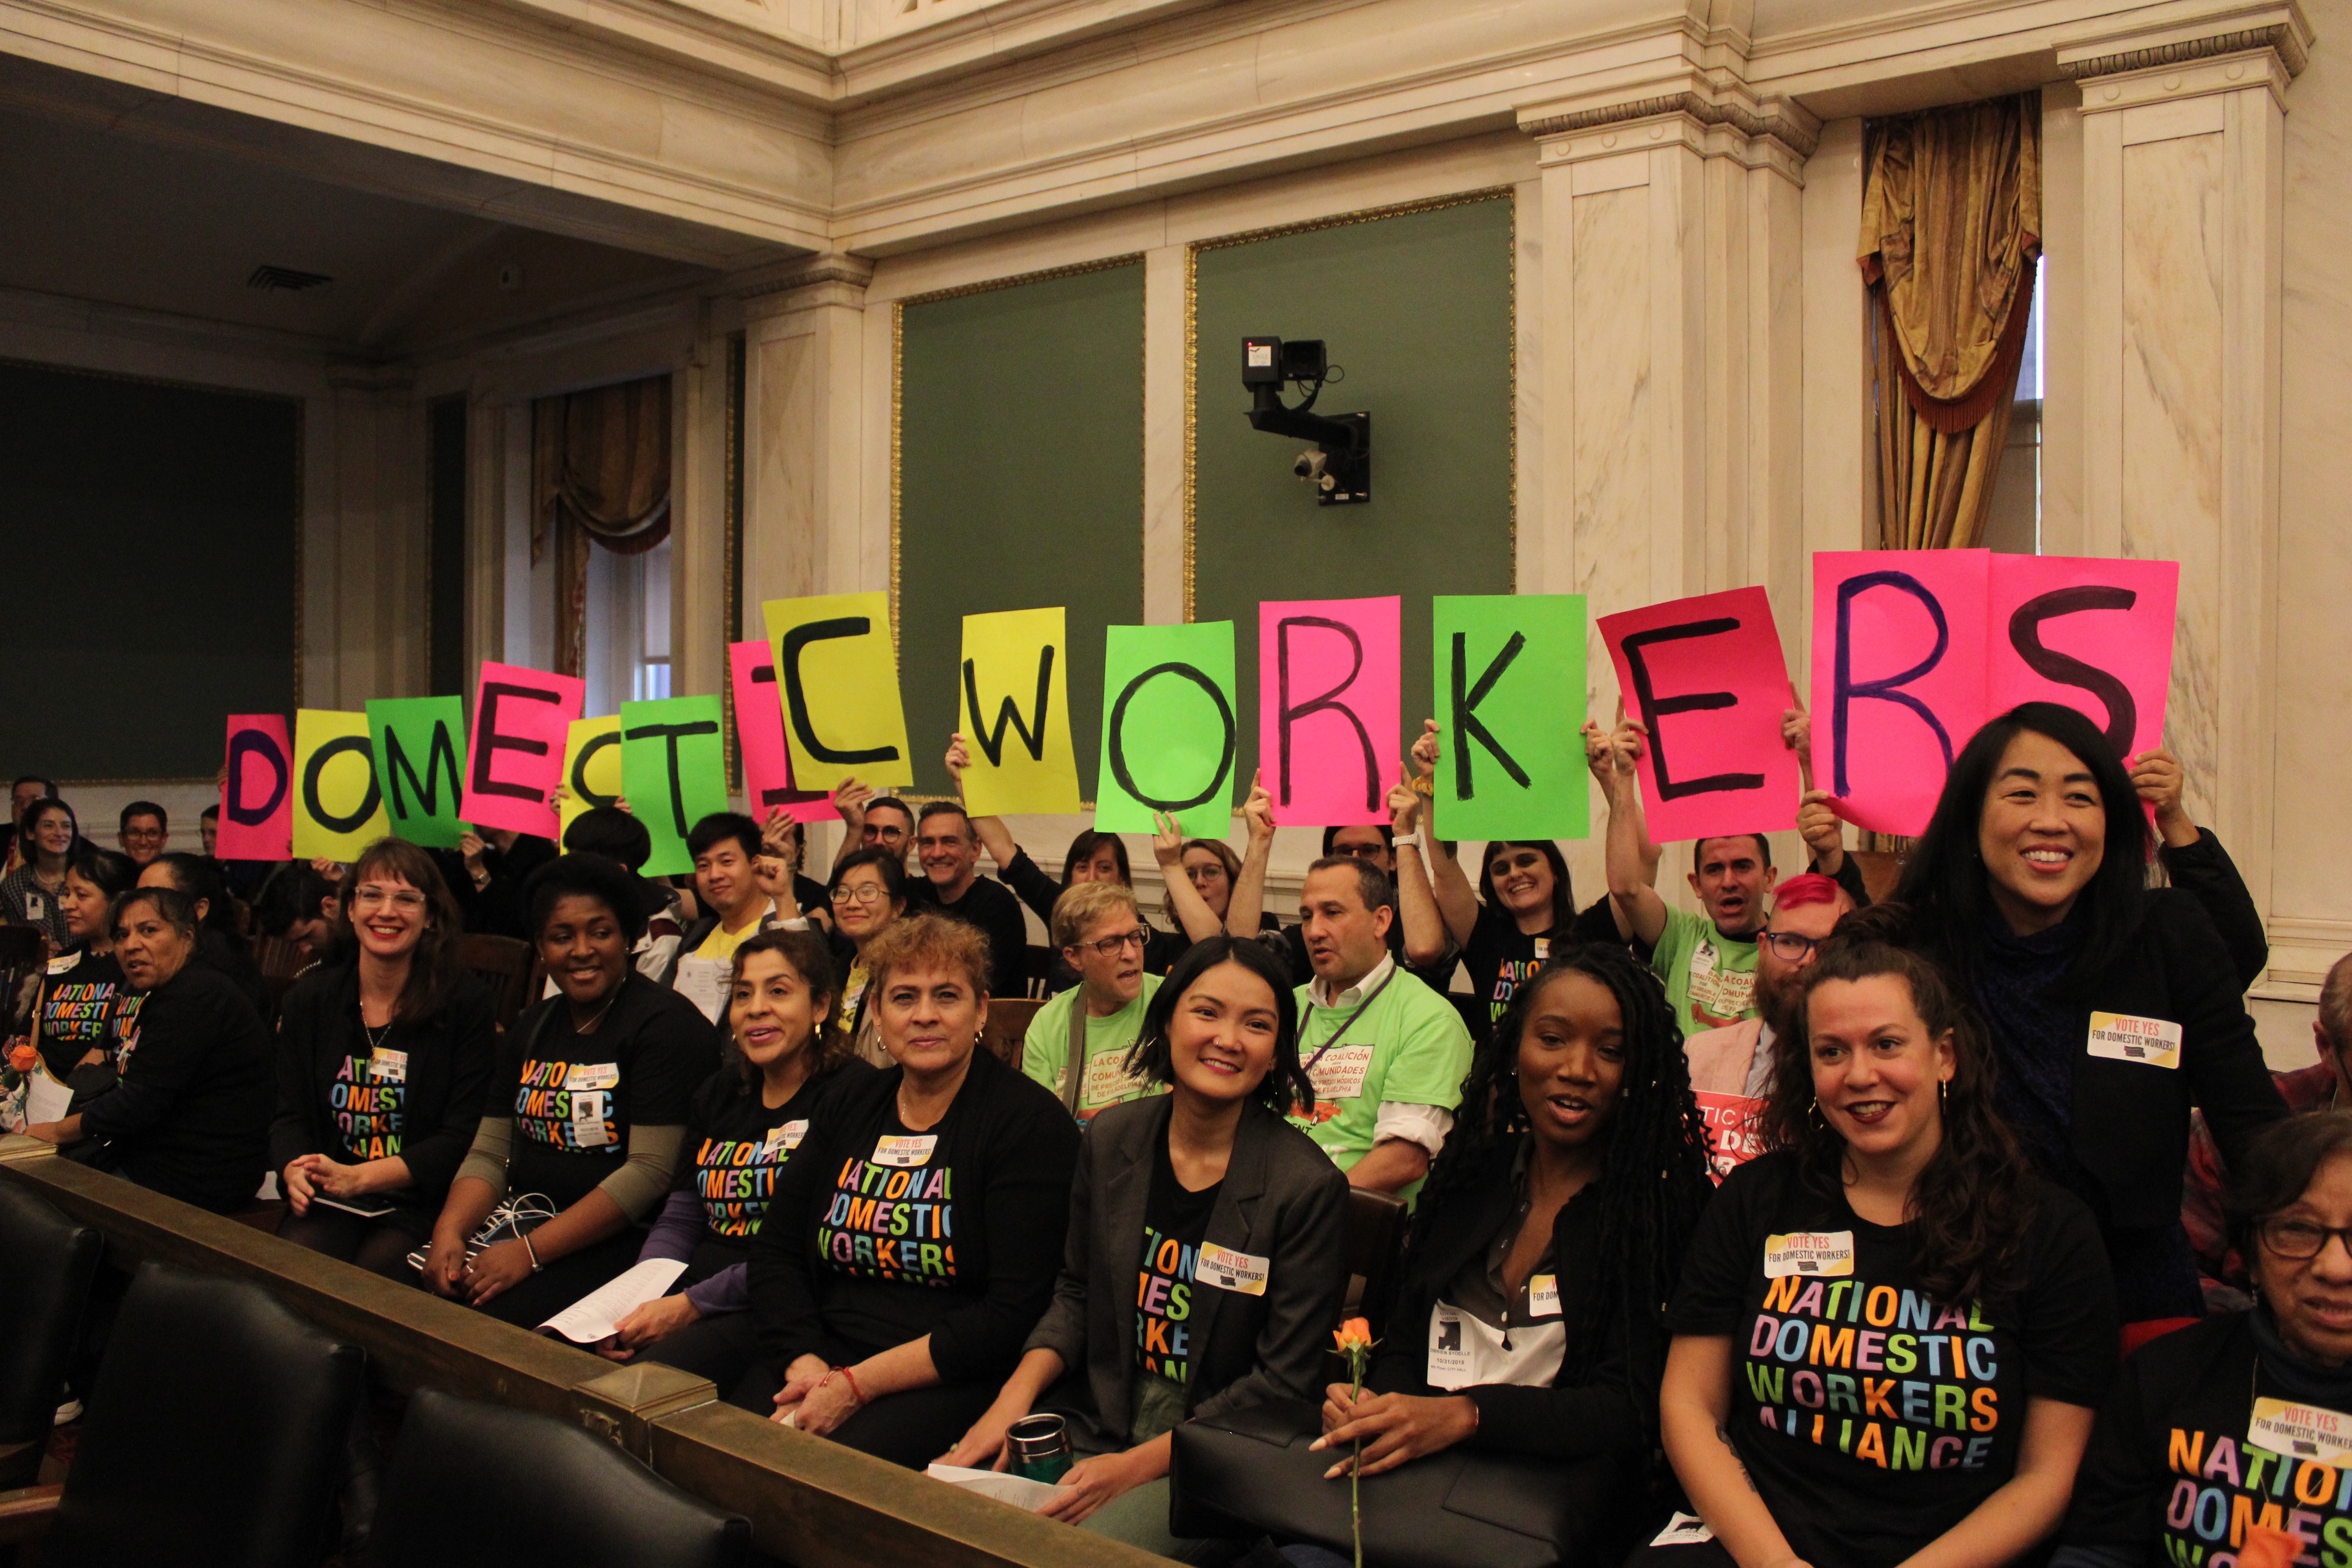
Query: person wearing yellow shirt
672 814 812 1023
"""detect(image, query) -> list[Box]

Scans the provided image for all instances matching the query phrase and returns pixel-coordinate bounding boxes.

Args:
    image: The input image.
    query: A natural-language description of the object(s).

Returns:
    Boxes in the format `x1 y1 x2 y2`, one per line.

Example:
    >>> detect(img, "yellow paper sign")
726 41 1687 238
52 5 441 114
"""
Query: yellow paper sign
760 592 914 791
959 607 1081 816
561 716 623 839
291 708 390 860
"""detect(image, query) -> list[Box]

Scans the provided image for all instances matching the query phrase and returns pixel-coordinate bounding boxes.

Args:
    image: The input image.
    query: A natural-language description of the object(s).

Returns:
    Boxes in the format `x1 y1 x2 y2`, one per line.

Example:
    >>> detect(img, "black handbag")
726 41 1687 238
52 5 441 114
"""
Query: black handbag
1169 1398 1642 1568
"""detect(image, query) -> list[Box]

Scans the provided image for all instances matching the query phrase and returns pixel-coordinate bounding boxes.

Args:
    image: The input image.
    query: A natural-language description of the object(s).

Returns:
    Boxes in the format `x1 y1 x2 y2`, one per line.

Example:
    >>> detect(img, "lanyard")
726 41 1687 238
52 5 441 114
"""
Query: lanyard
1300 968 1397 1075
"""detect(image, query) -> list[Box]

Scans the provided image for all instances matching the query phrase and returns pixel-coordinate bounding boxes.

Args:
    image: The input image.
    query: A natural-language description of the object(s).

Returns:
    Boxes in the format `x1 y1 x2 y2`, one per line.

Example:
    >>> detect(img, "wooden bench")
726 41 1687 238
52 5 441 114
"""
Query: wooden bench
0 1137 1167 1568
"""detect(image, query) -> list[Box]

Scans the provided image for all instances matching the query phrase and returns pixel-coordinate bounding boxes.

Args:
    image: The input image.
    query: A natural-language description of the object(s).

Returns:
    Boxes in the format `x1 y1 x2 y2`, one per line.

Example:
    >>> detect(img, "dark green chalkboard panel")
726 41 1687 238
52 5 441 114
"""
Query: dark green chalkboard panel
897 261 1145 797
1191 193 1515 783
0 360 298 779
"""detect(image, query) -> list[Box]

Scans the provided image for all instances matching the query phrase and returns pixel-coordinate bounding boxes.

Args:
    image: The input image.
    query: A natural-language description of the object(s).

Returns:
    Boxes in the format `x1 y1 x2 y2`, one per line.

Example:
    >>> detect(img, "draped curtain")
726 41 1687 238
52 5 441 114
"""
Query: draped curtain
532 374 672 677
1859 92 2041 551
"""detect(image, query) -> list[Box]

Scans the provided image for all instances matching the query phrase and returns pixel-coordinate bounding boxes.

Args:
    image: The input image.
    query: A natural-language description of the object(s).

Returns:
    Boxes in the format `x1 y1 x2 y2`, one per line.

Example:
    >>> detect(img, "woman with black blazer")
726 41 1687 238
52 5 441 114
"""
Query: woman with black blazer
1310 942 1714 1498
1893 702 2285 1333
743 912 1080 1466
270 839 499 1277
942 936 1348 1556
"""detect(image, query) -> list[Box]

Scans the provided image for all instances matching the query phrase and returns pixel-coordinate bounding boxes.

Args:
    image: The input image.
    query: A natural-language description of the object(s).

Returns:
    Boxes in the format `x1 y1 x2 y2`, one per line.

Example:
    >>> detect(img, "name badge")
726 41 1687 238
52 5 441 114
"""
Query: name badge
1198 1242 1269 1296
566 1062 621 1091
1305 1043 1376 1102
2086 1012 2183 1070
873 1134 937 1167
1526 1273 1561 1318
23 893 42 920
2250 1397 2352 1466
762 1119 809 1160
370 1048 409 1083
1426 1305 1472 1387
570 1090 613 1149
1764 1230 1855 1278
1532 936 1551 963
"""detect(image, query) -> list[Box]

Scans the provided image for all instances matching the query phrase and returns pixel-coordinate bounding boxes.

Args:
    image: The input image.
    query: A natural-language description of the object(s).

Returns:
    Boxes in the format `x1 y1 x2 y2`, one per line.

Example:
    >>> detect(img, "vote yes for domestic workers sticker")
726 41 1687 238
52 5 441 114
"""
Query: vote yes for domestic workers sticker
2249 1397 2352 1466
565 1062 620 1092
1764 1230 1856 1278
1528 1274 1561 1318
370 1049 409 1083
1198 1243 1269 1296
2086 1011 2182 1069
873 1134 938 1168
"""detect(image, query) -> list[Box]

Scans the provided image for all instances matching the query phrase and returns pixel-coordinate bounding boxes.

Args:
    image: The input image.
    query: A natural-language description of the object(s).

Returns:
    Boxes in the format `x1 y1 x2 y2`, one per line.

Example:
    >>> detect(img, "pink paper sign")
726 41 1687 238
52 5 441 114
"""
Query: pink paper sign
1810 550 1992 837
1599 587 1799 844
1987 555 2178 762
1258 597 1399 828
462 662 585 837
729 640 835 825
218 714 294 860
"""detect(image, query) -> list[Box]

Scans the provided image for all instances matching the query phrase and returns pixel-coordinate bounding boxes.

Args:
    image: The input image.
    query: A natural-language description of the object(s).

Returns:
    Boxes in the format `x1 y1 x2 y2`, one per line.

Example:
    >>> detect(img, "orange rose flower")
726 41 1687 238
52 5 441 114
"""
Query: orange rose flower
1332 1317 1373 1354
7 1043 37 1074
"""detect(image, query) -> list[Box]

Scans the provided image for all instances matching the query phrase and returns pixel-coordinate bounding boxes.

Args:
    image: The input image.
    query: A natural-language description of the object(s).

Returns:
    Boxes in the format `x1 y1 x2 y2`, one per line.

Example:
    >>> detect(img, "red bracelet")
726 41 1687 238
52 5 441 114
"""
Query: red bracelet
836 1365 867 1407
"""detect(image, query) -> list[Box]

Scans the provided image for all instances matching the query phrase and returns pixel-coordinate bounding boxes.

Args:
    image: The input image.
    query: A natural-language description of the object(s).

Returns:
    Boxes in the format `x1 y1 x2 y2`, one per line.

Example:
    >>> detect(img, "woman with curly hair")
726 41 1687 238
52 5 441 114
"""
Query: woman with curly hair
944 936 1347 1556
1655 913 2120 1568
1307 940 1715 1504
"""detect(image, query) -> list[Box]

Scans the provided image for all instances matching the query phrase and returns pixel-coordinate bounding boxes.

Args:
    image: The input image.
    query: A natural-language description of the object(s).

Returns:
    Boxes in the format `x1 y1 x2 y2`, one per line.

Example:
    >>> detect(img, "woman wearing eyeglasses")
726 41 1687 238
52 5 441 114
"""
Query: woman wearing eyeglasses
1020 882 1166 1122
269 839 500 1276
829 847 910 1067
2056 1113 2352 1568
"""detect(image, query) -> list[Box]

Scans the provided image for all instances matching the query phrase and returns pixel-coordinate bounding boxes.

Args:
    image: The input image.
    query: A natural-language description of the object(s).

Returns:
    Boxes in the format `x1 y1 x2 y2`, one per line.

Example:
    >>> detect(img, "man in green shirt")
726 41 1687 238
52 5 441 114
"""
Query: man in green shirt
1021 880 1165 1121
1289 857 1473 1203
1603 715 1779 1041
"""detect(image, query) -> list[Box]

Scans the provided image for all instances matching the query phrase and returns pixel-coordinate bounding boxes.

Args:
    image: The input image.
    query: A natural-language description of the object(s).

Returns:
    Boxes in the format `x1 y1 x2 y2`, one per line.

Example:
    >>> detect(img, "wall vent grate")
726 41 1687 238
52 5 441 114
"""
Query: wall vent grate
246 264 334 292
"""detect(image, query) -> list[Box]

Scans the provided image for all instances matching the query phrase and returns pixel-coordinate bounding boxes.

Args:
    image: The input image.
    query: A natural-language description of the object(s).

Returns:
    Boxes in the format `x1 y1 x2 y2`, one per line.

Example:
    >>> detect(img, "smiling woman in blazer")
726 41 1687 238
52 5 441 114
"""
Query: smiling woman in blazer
940 936 1348 1560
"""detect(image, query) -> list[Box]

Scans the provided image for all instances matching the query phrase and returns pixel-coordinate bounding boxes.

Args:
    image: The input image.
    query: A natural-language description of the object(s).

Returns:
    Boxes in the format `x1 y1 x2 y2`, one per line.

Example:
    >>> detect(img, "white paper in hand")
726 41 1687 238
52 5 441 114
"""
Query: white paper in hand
25 1065 71 1125
922 1464 1062 1512
673 956 733 1024
537 1258 688 1343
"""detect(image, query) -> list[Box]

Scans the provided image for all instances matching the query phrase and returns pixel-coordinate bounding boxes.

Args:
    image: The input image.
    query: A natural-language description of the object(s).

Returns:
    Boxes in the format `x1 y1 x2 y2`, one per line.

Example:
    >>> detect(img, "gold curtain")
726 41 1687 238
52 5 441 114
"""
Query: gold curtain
1859 92 2040 551
531 374 672 676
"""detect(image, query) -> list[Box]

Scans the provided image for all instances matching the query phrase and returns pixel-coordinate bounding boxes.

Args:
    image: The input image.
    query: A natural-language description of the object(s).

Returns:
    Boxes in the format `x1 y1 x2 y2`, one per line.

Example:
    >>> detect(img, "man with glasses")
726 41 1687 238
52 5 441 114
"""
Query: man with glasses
118 801 168 868
1020 881 1164 1122
1681 873 1853 1178
909 800 1027 1000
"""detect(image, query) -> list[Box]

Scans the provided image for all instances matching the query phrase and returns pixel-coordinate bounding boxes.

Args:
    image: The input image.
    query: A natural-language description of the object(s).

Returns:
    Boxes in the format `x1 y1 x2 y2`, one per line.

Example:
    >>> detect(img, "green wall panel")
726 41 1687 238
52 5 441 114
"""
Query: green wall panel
897 261 1145 797
0 360 298 779
1191 194 1515 786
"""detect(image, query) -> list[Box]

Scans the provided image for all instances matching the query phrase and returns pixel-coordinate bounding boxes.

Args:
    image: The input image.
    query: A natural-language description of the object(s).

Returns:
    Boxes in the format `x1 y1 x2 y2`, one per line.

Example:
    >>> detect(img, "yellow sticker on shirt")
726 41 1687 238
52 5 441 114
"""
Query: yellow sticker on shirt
2086 1011 2183 1069
1197 1242 1269 1296
2250 1397 2352 1466
1527 1274 1561 1318
1763 1230 1855 1278
873 1134 937 1168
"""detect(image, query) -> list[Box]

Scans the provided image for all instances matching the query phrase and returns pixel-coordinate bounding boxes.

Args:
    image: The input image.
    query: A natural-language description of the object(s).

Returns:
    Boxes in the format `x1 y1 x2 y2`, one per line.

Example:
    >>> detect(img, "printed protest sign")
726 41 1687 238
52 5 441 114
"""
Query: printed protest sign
1601 587 1798 844
959 608 1081 817
728 641 832 826
292 709 390 860
1095 622 1239 838
1432 594 1588 840
621 695 729 878
219 715 294 860
463 662 585 838
366 696 467 849
1258 597 1399 828
760 592 913 792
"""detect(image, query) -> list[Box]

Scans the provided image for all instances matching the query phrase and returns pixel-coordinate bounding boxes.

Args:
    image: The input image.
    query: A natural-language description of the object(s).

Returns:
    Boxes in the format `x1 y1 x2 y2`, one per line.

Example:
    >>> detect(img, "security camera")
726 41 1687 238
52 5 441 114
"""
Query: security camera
1241 336 1370 506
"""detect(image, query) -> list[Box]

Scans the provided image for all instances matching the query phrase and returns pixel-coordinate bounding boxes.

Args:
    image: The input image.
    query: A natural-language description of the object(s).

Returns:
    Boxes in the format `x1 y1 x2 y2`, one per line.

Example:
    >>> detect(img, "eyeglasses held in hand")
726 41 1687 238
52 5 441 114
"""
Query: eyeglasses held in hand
2257 1218 2352 1261
351 888 428 913
1078 928 1151 957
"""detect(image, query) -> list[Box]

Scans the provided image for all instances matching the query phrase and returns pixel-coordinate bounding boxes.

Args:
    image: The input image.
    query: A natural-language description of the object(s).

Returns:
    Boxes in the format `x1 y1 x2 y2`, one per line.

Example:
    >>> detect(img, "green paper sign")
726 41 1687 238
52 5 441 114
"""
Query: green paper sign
367 696 468 849
1430 594 1589 841
621 695 730 877
1095 622 1239 838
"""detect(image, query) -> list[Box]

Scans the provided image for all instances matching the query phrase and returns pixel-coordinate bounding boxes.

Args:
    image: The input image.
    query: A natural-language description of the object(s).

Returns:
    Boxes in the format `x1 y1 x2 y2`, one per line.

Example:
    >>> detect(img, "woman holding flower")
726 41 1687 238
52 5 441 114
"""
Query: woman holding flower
940 937 1348 1558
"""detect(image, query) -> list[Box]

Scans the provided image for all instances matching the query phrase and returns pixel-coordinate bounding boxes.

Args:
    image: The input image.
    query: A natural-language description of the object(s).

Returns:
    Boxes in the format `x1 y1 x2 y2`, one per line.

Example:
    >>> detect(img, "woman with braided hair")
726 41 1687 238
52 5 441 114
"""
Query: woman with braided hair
1305 940 1715 1494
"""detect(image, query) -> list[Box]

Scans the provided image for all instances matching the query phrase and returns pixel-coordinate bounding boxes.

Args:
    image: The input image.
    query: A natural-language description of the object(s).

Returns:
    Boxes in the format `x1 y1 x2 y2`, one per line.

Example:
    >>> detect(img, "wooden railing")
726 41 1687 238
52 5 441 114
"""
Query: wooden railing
0 1136 1165 1568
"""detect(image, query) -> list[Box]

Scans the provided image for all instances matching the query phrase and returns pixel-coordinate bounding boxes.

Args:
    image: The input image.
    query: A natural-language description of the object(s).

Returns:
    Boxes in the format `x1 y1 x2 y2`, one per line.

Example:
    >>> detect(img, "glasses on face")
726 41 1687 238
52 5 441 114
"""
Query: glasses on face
1330 842 1385 862
352 887 428 914
1760 932 1822 962
832 884 889 906
122 828 163 844
1078 928 1151 958
2257 1218 2352 1261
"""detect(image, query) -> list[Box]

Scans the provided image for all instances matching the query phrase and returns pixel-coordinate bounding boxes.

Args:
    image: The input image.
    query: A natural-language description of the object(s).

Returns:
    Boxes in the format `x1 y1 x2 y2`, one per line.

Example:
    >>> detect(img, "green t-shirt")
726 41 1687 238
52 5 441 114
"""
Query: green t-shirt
1021 972 1167 1120
1289 962 1473 1204
1651 906 1761 1040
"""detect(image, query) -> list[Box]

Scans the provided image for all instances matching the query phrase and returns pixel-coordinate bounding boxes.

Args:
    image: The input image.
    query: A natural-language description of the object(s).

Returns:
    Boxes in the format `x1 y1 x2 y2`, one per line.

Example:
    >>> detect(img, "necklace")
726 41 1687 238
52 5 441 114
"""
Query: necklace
571 988 622 1036
363 1020 395 1053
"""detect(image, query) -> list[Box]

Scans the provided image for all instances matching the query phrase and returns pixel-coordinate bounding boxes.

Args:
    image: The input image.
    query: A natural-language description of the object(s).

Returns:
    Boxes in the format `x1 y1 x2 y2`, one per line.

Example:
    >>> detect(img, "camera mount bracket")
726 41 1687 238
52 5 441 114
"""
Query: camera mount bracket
1241 336 1370 506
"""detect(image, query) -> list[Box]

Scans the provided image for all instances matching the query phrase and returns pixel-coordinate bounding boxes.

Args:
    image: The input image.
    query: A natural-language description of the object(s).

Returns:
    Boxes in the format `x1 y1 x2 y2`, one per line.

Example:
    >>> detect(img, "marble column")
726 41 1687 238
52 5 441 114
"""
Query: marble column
668 339 731 704
2065 10 2308 969
740 255 875 622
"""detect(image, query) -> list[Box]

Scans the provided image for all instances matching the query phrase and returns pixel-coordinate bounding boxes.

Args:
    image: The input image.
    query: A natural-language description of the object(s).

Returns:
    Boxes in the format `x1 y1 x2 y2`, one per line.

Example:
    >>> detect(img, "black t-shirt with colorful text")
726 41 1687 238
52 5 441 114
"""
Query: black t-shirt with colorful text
37 950 124 1080
1458 898 1623 1030
1668 1151 2118 1567
329 1046 405 1161
500 975 712 1210
679 1060 872 1272
817 1109 962 1289
1136 1129 1222 1386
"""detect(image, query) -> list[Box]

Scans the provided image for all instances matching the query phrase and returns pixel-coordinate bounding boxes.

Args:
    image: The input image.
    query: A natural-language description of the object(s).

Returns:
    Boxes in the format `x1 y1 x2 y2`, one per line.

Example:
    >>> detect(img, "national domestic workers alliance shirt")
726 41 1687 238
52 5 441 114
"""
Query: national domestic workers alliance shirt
1136 1132 1221 1387
1668 1151 2118 1566
502 975 711 1209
